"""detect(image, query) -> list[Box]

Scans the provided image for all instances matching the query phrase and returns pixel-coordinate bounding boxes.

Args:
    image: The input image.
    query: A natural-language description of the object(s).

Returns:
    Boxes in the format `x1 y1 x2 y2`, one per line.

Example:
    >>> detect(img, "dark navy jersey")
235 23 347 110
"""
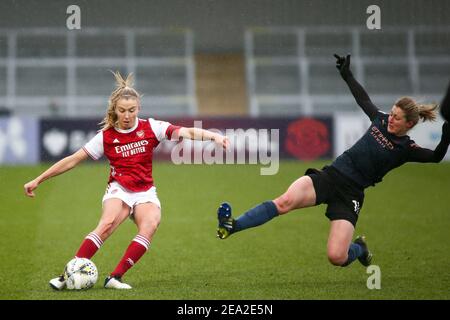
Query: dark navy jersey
330 73 450 189
332 110 449 188
332 112 416 187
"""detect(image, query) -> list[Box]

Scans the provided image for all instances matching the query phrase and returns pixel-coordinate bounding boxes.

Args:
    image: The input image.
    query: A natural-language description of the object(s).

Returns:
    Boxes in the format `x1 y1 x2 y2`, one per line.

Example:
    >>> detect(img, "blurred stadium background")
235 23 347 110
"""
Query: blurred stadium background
0 0 449 300
1 0 449 163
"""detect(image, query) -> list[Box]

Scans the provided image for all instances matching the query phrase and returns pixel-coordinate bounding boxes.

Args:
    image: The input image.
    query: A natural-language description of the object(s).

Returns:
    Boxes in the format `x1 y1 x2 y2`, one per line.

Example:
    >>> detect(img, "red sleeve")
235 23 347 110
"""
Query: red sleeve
165 125 182 140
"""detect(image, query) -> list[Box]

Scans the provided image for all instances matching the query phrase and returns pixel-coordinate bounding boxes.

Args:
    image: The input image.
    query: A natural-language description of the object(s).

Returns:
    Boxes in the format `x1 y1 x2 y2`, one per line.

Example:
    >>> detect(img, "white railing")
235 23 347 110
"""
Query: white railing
245 26 450 117
0 27 197 117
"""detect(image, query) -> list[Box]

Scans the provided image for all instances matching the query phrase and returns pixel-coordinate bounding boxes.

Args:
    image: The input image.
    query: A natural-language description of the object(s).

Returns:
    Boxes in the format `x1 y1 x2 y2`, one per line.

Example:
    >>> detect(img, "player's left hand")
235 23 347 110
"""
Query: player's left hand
334 53 352 79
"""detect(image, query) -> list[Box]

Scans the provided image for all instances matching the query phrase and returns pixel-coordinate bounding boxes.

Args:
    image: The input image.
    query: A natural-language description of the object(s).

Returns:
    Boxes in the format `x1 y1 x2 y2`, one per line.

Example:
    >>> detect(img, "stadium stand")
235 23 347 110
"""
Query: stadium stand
0 26 449 117
245 26 450 116
0 27 197 118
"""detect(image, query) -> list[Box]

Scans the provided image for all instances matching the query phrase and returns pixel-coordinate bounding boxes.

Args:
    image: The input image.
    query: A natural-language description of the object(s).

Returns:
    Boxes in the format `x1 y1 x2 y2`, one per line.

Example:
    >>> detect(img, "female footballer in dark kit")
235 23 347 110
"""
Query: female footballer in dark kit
217 54 450 268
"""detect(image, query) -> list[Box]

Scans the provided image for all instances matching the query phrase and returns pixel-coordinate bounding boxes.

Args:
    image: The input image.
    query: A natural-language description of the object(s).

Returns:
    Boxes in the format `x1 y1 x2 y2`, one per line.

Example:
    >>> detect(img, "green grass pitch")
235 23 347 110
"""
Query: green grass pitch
0 160 449 300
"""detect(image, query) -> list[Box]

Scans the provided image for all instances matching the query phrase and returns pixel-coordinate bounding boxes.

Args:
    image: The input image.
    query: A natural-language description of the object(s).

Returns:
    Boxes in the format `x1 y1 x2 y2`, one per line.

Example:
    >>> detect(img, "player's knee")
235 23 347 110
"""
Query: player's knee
274 193 294 214
327 250 348 266
148 219 160 231
138 219 160 238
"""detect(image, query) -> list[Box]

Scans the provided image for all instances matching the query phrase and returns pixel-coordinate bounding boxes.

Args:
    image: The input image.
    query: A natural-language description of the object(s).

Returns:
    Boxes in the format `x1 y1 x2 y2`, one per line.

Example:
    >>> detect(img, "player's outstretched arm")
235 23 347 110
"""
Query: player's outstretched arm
408 81 450 163
432 121 450 162
409 122 450 163
24 148 89 197
175 127 229 149
334 54 379 121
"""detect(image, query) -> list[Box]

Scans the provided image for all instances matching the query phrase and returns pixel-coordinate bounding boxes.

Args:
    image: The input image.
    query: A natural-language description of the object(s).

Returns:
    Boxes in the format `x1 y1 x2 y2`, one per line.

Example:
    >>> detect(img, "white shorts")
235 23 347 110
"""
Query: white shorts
102 181 161 214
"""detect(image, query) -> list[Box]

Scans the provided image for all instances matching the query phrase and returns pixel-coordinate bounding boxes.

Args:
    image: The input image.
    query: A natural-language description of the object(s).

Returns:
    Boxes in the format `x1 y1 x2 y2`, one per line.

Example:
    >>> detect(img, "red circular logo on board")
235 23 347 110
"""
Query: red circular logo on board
285 118 330 160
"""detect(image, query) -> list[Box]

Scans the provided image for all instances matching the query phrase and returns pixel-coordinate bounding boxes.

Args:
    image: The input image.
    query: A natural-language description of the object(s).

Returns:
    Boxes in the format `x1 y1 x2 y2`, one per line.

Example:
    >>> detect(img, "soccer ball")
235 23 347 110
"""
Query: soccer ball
64 258 98 290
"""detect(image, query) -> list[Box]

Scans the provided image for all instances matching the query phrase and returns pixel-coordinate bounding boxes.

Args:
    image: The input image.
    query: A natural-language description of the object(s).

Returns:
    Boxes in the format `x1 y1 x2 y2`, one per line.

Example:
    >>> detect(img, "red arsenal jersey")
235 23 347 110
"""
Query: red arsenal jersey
83 118 180 192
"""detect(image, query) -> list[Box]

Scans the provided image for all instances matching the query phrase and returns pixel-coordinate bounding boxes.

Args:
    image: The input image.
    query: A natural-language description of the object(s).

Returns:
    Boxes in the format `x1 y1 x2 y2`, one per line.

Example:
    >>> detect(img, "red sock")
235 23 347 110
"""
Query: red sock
111 235 150 278
75 232 103 259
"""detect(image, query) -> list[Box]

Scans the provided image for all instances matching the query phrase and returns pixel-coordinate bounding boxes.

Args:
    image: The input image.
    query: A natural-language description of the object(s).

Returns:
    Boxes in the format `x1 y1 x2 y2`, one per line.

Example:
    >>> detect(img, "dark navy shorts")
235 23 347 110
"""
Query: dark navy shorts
305 165 365 227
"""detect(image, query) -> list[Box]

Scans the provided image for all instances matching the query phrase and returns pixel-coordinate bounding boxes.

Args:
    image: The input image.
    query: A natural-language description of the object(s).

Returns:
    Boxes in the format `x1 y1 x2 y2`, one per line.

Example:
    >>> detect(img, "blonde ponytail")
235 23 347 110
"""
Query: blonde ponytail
395 97 438 125
99 71 141 130
418 104 438 122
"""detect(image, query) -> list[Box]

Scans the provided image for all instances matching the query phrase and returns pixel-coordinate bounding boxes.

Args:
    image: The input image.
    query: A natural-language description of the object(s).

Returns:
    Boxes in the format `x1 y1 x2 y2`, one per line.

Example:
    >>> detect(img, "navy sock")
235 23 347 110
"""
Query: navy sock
341 243 363 267
234 201 279 232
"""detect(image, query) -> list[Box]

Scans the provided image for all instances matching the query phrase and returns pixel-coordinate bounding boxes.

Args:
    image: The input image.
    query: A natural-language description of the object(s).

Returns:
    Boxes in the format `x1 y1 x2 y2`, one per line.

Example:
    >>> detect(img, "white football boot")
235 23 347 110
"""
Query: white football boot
104 276 132 289
49 275 66 290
